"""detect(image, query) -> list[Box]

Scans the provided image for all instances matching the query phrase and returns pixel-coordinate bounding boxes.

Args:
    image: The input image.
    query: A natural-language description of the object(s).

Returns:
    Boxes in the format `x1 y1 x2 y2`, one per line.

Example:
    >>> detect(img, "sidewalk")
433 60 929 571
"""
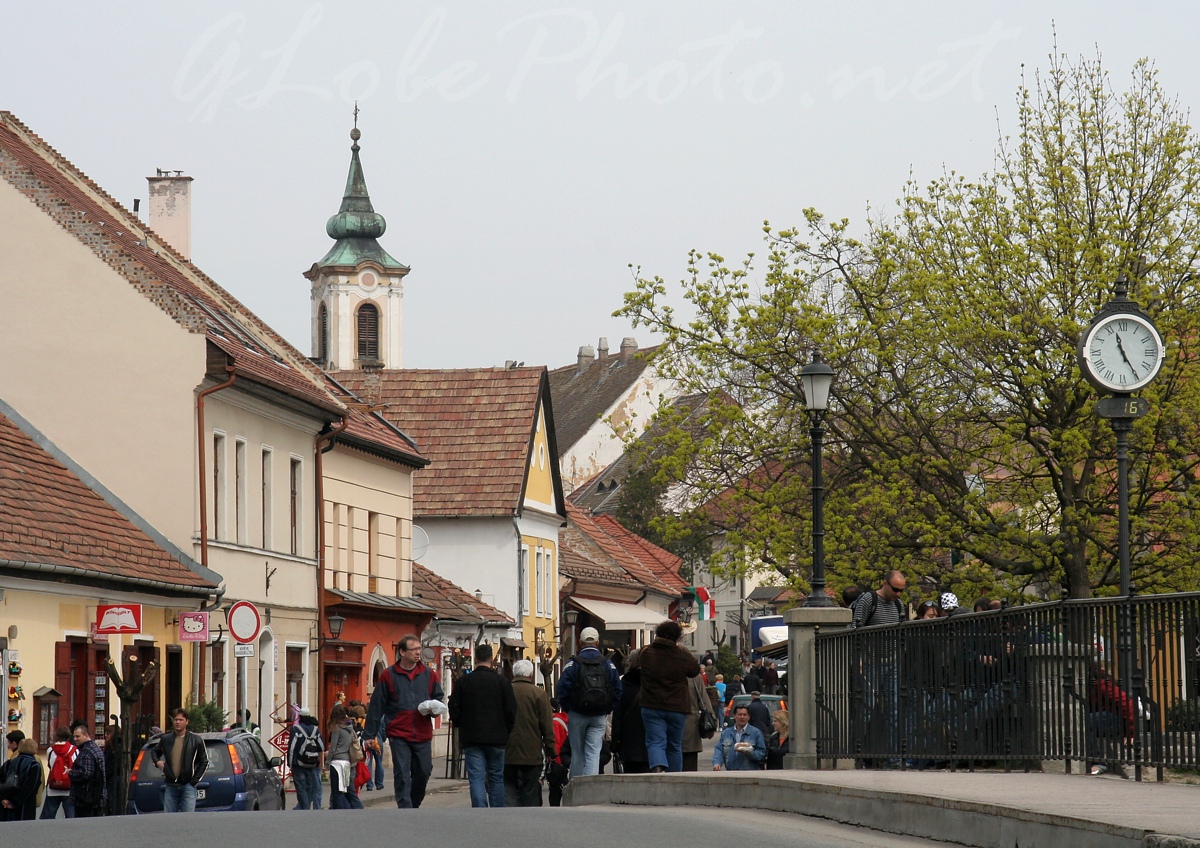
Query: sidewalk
565 769 1200 848
359 751 468 808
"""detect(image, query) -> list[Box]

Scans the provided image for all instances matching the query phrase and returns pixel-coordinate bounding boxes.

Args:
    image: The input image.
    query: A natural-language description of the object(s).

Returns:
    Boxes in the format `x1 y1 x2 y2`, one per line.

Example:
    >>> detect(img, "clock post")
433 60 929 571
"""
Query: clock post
1078 274 1164 781
1077 274 1165 595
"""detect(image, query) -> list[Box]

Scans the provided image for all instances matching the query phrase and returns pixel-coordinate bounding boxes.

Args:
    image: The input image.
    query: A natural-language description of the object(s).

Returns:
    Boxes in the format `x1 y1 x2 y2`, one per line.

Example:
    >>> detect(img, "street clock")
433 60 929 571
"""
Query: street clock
1078 278 1165 394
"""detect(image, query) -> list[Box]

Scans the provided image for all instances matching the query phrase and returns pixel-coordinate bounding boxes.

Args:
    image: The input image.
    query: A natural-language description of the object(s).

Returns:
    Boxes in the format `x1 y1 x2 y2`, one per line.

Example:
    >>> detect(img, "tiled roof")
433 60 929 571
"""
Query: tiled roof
322 376 427 468
0 402 216 594
0 112 343 418
547 346 658 455
559 543 641 589
565 503 684 597
411 563 514 624
329 367 559 518
592 516 688 591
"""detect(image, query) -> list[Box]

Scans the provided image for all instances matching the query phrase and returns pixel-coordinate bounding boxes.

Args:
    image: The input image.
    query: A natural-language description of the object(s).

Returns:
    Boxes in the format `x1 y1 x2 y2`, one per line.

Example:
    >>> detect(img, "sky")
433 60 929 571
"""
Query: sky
4 2 1198 370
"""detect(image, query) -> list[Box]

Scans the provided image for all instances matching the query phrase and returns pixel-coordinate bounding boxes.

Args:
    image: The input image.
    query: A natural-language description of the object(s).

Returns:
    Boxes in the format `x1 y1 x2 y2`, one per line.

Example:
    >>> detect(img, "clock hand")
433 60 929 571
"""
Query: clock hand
1114 334 1140 378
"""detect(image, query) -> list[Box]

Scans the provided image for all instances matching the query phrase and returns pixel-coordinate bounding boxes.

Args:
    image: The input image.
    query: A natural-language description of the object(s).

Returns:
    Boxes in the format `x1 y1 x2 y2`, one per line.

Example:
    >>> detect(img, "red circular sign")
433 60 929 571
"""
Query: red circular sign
228 601 262 643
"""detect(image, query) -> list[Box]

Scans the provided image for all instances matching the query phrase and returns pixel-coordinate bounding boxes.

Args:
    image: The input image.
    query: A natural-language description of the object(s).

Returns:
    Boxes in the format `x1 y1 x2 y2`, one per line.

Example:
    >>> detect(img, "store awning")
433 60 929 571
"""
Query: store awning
571 598 664 630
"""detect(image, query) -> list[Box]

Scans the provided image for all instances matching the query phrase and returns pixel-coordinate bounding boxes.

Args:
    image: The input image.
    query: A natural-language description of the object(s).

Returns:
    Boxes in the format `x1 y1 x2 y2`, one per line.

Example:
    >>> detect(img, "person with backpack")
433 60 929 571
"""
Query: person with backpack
556 627 622 779
40 725 76 819
326 703 364 809
635 619 701 773
287 706 325 810
850 571 908 763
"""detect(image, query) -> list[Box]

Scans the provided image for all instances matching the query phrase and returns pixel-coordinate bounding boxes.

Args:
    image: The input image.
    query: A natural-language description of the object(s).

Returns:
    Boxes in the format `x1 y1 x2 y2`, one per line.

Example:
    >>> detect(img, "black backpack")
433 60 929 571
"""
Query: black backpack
293 724 322 768
573 654 614 714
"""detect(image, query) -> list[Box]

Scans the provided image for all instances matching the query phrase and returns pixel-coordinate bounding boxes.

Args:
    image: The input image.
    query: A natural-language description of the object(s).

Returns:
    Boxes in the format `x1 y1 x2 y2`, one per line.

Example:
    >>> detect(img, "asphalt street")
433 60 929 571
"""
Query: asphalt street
3 806 951 848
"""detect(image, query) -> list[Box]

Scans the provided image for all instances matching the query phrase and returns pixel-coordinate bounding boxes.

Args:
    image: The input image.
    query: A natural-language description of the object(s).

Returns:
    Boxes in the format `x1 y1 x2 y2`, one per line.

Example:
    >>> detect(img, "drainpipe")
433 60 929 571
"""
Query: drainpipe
196 365 236 705
314 416 349 722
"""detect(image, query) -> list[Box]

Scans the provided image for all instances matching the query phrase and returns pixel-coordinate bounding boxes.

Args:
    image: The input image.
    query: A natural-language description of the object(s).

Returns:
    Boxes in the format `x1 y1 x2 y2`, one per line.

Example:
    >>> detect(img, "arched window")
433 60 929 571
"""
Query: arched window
317 303 329 363
357 302 380 360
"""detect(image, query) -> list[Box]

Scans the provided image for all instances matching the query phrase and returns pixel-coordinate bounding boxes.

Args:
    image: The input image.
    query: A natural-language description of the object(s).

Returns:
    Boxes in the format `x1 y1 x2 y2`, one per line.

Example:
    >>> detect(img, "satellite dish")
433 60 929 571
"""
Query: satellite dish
680 620 698 635
412 525 430 562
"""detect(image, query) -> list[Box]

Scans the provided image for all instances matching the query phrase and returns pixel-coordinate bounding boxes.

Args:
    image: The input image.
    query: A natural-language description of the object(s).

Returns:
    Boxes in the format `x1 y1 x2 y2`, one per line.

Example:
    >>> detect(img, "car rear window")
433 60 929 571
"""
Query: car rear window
136 739 232 779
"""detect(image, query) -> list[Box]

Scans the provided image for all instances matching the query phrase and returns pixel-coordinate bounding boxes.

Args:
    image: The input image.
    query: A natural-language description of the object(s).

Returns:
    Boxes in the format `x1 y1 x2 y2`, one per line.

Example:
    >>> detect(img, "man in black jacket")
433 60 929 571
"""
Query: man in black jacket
448 643 517 808
152 708 210 813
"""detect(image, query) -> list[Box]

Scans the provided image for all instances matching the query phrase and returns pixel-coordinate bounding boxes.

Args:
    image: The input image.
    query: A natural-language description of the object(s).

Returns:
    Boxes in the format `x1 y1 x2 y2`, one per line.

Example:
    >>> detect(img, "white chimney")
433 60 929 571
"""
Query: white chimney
147 170 193 260
577 344 595 373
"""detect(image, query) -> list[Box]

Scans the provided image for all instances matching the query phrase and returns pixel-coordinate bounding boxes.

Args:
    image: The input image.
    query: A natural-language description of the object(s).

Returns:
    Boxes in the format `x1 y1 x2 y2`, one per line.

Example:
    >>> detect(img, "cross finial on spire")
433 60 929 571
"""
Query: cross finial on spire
353 101 359 129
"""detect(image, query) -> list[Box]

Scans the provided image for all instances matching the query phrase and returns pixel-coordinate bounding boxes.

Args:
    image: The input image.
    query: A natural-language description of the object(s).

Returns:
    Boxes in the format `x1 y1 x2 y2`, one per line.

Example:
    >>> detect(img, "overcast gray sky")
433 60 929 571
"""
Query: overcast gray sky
4 2 1197 369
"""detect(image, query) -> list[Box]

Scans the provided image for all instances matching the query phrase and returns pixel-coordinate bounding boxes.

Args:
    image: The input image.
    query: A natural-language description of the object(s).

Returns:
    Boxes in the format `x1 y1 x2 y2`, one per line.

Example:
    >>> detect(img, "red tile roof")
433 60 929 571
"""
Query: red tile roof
0 112 343 417
0 406 215 593
565 503 684 596
330 367 561 518
322 376 427 467
411 563 514 624
558 543 642 589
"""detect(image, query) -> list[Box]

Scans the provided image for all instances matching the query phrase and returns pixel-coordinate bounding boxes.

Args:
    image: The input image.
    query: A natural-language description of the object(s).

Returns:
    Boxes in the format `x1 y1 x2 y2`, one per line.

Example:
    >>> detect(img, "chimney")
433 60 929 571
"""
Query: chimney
577 344 595 373
147 170 194 260
619 337 638 361
597 337 609 360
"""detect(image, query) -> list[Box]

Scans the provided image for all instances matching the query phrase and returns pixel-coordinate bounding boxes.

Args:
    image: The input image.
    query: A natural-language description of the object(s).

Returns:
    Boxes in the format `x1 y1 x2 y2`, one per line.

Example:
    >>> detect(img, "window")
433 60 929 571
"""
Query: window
535 549 544 616
212 433 225 540
261 449 273 549
357 302 380 360
544 548 555 618
235 439 247 545
317 303 329 363
290 458 302 556
518 546 529 616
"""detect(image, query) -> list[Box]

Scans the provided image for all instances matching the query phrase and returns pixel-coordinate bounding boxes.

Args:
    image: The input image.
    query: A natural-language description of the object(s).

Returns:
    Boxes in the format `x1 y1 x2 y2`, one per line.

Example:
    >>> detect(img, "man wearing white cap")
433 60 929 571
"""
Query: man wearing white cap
556 627 622 778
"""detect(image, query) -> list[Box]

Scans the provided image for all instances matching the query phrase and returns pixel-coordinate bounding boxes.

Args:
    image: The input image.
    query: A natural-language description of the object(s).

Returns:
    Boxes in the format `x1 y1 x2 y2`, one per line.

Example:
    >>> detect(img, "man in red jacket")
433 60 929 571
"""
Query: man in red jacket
366 633 445 808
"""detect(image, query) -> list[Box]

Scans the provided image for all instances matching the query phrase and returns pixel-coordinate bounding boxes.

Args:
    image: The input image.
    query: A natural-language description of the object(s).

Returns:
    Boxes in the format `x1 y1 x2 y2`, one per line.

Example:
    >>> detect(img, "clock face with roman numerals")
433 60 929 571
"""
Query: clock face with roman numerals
1080 312 1165 393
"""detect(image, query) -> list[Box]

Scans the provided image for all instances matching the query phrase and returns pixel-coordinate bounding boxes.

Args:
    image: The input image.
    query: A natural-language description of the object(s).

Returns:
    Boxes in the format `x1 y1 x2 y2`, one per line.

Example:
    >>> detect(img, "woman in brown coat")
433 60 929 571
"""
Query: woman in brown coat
636 620 701 773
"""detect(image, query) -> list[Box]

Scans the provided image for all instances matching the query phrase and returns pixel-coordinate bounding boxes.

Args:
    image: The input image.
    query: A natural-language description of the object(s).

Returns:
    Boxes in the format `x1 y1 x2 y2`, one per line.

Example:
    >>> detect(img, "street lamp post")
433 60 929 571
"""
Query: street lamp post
800 351 835 608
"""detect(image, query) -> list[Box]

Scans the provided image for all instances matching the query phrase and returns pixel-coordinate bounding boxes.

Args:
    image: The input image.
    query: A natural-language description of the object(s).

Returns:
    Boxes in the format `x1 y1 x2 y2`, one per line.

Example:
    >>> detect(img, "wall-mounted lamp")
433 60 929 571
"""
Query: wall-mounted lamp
327 613 346 641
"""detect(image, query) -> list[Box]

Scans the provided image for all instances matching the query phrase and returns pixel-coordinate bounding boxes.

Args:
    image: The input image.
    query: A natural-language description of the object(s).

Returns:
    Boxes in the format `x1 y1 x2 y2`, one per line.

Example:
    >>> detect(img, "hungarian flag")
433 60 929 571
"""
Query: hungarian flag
689 586 716 620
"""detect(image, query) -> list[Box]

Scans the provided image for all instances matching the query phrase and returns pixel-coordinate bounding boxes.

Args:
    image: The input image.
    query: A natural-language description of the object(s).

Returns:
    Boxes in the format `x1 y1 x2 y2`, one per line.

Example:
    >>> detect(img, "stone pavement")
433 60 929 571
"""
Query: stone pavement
358 750 469 808
566 768 1200 848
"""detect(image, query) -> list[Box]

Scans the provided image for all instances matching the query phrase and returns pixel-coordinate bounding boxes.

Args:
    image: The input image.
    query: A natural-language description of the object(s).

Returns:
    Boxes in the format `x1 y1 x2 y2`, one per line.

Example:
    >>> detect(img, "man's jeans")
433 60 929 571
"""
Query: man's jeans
641 707 687 772
291 765 322 810
39 794 75 819
388 737 433 808
567 711 607 778
463 745 506 808
162 782 197 813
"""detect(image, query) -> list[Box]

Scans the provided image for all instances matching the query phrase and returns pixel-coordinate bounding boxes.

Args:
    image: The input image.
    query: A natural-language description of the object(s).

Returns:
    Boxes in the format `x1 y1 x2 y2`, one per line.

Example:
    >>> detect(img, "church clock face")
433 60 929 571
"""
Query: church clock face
1080 312 1165 393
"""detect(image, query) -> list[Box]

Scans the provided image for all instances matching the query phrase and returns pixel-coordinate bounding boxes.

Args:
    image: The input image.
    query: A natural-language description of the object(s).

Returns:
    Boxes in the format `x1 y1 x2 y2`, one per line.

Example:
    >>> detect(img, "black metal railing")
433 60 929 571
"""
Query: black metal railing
813 593 1200 781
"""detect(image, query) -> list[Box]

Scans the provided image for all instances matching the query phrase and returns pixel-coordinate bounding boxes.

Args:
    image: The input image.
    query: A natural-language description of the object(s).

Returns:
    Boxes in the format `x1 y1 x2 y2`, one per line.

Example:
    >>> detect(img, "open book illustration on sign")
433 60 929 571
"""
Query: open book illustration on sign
99 606 139 631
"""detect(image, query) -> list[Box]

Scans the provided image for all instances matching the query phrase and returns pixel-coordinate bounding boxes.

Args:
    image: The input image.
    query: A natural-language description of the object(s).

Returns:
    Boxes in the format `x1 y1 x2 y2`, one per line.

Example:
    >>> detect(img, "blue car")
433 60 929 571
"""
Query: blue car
127 730 285 813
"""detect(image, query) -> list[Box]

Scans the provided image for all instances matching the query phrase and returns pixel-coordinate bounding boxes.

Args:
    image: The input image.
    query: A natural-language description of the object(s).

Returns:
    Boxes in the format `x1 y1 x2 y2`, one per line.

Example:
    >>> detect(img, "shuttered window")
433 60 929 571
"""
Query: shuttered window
357 302 380 360
318 303 329 363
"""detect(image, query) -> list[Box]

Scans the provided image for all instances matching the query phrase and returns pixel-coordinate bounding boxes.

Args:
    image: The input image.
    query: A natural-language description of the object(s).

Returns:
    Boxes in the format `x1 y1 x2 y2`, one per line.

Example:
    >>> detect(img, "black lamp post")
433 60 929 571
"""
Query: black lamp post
800 351 835 608
326 612 346 641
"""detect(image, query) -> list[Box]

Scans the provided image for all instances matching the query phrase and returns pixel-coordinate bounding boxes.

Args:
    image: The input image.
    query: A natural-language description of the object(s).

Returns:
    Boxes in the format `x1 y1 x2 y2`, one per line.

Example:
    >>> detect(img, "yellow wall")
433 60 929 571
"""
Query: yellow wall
523 403 557 512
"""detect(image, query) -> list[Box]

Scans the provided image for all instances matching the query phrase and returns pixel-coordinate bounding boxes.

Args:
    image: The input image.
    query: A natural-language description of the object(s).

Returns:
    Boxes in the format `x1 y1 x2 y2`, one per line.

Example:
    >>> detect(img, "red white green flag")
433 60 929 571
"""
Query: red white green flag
689 586 716 620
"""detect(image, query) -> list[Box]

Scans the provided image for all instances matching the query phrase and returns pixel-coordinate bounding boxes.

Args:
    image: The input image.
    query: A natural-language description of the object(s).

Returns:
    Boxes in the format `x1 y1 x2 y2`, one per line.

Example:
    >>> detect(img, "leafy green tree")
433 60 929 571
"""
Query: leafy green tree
619 51 1200 600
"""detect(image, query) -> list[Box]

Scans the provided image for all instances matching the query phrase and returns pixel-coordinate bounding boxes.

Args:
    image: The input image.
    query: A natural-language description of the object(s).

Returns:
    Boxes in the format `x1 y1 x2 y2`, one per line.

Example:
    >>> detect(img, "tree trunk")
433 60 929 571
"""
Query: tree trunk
104 656 158 816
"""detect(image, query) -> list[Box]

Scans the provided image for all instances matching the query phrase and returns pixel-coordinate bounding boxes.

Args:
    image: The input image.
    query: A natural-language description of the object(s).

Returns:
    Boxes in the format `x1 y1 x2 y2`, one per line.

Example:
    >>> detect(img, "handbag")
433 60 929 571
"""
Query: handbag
348 731 364 764
699 708 718 739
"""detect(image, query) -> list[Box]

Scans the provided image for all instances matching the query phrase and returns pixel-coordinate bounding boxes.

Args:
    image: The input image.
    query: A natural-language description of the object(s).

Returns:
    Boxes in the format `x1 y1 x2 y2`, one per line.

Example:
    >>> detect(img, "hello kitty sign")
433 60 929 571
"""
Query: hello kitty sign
179 611 209 642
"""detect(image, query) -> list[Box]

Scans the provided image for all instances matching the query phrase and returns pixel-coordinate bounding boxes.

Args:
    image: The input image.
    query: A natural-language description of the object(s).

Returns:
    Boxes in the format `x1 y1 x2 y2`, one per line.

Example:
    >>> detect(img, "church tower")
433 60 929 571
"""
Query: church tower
305 122 409 370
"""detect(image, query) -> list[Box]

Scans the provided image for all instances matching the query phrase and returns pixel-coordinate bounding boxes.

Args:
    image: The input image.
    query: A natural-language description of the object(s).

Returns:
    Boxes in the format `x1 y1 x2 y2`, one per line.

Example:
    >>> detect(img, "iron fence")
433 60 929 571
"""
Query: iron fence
813 592 1200 781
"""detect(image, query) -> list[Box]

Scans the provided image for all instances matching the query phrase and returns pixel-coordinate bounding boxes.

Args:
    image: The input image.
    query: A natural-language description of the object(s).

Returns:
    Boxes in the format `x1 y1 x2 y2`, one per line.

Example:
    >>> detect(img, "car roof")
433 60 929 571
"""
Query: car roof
140 729 259 748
